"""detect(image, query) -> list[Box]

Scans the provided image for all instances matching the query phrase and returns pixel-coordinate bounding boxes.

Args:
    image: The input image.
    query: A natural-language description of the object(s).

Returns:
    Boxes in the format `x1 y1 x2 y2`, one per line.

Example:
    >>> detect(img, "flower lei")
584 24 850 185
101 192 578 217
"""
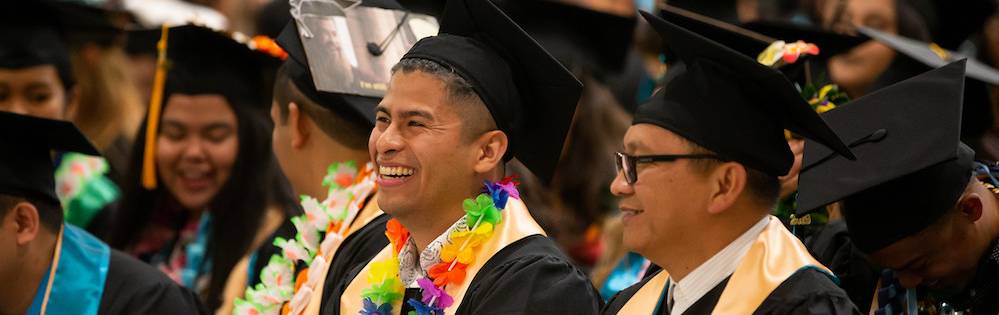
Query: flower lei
54 153 120 228
757 40 820 67
234 161 377 315
360 177 520 315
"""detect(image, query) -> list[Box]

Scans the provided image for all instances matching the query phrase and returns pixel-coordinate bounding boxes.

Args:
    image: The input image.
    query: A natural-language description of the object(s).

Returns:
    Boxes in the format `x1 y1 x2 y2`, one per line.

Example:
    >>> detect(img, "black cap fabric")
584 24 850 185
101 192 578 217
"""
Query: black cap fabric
400 0 582 183
499 0 637 76
860 26 999 85
636 11 854 177
0 112 99 205
163 25 282 111
276 0 435 125
798 60 971 253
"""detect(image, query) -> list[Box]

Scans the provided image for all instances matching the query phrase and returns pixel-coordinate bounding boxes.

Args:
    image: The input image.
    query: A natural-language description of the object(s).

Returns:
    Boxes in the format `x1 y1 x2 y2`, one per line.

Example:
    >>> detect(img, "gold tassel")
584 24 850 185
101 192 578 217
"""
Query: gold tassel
141 24 170 190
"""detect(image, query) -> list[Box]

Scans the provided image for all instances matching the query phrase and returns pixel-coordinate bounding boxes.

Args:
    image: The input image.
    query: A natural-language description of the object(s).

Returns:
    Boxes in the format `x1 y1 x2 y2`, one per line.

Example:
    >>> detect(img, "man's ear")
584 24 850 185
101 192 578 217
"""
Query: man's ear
472 130 508 175
288 102 310 149
957 192 984 222
10 202 41 246
705 162 747 215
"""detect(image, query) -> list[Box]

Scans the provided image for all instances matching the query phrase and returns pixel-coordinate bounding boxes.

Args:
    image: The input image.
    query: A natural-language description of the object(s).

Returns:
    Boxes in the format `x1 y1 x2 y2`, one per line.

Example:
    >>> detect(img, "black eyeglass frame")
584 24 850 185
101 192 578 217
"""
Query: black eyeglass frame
615 152 726 184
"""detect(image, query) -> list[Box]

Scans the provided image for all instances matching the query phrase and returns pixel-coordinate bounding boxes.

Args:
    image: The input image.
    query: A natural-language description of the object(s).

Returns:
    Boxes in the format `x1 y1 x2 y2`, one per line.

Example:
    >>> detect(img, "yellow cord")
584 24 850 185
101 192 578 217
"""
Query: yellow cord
142 24 170 190
39 225 65 315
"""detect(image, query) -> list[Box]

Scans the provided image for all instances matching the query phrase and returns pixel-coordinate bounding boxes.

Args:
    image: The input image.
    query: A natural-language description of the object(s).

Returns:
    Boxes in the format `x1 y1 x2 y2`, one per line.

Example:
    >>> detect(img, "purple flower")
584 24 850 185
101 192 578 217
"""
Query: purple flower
417 278 454 309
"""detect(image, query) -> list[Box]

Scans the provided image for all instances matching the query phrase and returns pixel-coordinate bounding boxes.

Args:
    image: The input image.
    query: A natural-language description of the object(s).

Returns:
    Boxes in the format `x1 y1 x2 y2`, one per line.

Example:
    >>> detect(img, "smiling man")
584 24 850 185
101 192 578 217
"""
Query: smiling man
601 12 859 315
334 0 602 314
798 61 999 314
233 2 436 314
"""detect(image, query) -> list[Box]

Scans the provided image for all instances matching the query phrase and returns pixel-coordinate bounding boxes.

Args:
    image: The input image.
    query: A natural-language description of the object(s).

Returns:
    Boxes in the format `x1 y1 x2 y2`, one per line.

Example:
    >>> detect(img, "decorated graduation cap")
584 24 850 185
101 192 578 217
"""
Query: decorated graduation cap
399 0 582 184
0 111 100 206
138 24 284 189
798 60 971 253
657 6 865 83
636 11 854 177
276 0 438 124
499 0 637 76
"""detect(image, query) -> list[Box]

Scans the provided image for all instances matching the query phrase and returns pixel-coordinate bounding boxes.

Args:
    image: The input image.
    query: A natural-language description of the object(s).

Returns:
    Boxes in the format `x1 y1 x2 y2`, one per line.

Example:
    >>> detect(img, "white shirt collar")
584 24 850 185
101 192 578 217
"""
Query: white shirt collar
666 216 771 315
398 217 469 288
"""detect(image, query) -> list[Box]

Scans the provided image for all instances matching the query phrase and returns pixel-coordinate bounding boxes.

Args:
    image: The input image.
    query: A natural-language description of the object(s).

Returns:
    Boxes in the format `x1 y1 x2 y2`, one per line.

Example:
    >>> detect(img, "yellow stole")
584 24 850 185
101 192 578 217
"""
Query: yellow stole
302 196 384 315
617 216 832 315
340 198 545 315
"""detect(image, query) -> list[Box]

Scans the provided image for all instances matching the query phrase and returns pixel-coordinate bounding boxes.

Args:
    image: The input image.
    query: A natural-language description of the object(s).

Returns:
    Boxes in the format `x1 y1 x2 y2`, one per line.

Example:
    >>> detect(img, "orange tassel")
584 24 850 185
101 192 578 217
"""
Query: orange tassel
141 24 170 190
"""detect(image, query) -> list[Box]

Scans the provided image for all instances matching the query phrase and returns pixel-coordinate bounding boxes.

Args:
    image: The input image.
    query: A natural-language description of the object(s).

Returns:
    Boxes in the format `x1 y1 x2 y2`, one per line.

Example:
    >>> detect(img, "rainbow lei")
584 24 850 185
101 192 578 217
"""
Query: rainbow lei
234 161 377 315
361 177 520 315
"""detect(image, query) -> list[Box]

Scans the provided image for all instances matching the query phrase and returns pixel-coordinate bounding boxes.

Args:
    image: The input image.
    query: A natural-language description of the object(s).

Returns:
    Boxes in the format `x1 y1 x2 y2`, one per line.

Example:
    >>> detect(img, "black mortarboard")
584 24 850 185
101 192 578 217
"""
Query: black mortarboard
0 1 75 89
0 111 100 206
863 25 999 149
498 0 637 76
637 11 854 177
400 0 582 184
276 0 435 125
798 60 972 253
164 25 282 111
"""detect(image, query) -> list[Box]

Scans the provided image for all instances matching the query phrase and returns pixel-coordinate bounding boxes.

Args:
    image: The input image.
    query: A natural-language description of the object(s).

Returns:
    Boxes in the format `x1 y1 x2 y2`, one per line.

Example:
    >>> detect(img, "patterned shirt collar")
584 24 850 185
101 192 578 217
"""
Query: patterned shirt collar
398 216 469 287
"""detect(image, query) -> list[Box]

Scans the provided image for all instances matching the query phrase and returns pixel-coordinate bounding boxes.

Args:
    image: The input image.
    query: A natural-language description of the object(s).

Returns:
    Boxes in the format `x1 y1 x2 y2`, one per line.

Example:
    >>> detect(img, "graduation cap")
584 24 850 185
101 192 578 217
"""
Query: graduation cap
276 0 437 125
657 6 866 85
138 25 283 189
862 25 999 147
498 0 637 76
400 0 582 184
797 60 971 253
0 1 75 89
636 11 854 177
0 111 100 206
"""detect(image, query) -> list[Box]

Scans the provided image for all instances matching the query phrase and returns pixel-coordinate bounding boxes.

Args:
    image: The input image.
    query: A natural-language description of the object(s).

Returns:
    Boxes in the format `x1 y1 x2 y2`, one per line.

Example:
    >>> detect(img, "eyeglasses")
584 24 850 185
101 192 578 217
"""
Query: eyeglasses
614 152 725 185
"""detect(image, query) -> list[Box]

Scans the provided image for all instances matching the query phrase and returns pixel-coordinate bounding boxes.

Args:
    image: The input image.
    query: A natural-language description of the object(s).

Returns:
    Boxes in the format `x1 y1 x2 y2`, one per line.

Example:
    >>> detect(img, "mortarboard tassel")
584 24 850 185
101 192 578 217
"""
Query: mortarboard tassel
141 24 169 190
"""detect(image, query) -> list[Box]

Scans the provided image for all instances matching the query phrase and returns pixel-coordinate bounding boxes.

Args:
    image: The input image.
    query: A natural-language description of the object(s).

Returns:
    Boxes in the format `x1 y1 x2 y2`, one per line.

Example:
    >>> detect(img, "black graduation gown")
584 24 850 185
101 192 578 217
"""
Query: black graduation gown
97 250 207 315
803 220 879 312
602 268 859 315
319 213 391 315
380 234 601 315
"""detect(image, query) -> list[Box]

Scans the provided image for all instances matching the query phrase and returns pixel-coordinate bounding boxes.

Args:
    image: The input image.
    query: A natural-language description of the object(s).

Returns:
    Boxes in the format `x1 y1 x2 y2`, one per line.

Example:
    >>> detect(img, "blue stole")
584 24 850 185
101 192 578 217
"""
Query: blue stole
27 224 111 315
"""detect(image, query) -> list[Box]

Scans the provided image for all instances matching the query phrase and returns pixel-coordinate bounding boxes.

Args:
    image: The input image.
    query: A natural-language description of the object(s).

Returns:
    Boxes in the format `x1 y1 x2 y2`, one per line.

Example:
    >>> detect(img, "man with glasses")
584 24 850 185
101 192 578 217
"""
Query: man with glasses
601 12 859 315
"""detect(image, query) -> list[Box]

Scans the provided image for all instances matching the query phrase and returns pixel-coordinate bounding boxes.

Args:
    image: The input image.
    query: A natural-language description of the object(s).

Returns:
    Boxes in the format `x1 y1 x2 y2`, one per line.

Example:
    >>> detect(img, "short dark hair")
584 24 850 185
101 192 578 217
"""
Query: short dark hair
0 194 63 232
390 58 496 141
272 65 371 150
683 140 780 208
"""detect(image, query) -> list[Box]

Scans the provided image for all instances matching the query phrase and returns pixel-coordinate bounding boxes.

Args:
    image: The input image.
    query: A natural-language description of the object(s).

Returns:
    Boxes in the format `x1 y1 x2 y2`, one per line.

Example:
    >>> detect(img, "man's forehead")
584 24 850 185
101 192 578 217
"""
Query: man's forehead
625 123 687 152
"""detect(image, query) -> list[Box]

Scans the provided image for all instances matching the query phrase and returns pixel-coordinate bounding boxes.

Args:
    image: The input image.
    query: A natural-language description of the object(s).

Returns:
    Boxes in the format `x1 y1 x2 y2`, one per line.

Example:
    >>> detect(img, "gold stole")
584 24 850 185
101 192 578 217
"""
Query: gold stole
302 196 385 315
617 216 832 315
340 198 545 315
